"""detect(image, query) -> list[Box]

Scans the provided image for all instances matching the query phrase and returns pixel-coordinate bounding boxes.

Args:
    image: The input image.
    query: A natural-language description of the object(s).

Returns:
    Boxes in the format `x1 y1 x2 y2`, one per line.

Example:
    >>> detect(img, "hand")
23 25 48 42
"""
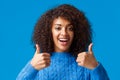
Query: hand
30 44 51 70
76 43 98 69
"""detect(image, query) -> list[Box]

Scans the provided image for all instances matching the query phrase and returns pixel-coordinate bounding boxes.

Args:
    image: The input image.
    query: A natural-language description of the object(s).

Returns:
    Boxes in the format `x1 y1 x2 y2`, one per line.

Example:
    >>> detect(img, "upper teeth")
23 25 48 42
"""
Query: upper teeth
59 39 68 41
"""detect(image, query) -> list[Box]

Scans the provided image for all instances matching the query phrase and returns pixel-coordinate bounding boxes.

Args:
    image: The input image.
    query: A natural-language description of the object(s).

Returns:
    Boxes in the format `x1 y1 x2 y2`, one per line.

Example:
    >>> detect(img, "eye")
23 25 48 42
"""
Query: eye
68 25 73 31
55 26 61 31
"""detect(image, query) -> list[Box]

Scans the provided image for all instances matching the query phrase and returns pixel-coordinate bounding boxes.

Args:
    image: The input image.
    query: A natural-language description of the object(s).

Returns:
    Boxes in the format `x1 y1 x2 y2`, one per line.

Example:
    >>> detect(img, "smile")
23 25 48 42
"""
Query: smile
59 38 69 42
58 38 69 46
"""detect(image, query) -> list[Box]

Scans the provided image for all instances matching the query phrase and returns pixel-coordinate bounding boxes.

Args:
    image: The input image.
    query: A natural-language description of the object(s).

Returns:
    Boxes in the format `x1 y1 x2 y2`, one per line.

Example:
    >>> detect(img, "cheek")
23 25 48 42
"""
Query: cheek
70 32 74 41
52 30 58 41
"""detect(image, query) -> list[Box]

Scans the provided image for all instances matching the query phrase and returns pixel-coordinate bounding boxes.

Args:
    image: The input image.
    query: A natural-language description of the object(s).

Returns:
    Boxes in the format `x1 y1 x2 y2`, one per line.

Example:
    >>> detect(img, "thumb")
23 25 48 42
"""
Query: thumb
88 43 93 54
36 44 40 54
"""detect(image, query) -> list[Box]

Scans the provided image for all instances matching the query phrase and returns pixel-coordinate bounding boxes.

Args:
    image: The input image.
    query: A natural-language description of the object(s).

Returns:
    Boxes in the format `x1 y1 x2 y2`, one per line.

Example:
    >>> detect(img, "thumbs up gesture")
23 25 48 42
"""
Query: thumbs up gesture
30 44 51 70
76 43 98 69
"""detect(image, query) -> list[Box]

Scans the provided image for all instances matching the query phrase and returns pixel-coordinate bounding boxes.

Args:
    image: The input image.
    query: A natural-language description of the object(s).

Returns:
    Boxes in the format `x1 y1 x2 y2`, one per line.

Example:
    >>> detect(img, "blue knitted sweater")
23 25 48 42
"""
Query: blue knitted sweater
17 52 109 80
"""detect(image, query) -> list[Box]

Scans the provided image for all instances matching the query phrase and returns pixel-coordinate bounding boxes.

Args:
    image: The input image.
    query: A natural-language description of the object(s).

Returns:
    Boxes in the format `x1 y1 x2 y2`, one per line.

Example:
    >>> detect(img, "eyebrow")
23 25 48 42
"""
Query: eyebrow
54 24 72 26
54 24 62 26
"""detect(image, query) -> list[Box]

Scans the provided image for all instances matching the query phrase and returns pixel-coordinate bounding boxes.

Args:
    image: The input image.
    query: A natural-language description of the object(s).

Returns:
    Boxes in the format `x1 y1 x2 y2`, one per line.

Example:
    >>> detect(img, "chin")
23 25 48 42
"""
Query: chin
59 47 69 52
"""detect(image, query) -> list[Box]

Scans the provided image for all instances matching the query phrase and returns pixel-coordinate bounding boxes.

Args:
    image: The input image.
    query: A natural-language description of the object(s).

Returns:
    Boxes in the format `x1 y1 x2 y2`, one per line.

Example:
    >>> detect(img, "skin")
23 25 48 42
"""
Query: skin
52 17 74 52
30 17 98 70
76 43 98 69
30 44 51 70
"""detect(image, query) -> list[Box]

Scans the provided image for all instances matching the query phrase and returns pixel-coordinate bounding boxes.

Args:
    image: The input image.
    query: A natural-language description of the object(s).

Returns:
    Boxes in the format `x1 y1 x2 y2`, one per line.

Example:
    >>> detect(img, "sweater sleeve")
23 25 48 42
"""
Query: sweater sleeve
16 61 39 80
89 63 109 80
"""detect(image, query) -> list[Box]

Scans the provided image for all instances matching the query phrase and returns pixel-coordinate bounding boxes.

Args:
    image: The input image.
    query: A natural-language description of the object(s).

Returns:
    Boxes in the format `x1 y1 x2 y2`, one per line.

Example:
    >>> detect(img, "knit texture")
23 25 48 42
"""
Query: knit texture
16 52 109 80
38 52 89 80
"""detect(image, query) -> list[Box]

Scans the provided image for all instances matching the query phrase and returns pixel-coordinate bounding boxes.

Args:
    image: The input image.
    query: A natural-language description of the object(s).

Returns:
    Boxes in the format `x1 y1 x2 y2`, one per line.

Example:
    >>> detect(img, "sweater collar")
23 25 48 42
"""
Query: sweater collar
51 52 72 58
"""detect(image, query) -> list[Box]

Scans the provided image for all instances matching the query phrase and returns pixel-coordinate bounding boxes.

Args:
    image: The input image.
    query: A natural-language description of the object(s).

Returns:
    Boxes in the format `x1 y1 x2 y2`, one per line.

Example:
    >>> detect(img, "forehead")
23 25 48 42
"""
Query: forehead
52 17 71 25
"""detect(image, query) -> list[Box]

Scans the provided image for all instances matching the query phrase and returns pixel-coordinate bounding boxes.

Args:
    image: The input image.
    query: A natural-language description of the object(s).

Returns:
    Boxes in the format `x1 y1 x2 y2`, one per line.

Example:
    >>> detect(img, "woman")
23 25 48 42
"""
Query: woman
17 4 109 80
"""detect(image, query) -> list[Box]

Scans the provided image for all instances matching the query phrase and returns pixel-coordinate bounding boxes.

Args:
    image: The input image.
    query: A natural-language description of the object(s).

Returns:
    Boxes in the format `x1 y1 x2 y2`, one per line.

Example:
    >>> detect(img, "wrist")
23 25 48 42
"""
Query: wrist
91 62 98 69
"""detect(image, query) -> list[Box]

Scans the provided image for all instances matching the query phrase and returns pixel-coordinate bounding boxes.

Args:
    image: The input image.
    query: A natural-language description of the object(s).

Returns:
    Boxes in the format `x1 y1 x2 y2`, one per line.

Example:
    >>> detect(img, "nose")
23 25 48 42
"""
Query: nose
61 28 68 36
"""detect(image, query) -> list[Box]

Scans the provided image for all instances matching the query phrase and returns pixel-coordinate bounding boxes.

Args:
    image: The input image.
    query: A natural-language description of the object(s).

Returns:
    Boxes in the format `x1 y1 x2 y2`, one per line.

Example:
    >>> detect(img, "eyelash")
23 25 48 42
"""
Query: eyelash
68 27 73 31
55 26 73 31
55 27 61 30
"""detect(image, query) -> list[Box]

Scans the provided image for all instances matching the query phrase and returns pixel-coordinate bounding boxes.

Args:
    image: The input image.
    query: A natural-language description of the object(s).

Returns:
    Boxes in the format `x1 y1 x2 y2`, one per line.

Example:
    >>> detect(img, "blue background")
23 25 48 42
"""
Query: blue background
0 0 119 80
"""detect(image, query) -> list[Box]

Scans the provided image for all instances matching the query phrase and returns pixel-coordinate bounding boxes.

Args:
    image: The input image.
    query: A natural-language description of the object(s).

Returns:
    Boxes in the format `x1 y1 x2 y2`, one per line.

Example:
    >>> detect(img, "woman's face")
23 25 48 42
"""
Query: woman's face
52 17 74 52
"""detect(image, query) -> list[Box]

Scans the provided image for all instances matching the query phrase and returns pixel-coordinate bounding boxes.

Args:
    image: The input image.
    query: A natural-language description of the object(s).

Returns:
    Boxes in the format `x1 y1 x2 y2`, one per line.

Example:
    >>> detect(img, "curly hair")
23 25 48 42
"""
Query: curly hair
32 4 92 57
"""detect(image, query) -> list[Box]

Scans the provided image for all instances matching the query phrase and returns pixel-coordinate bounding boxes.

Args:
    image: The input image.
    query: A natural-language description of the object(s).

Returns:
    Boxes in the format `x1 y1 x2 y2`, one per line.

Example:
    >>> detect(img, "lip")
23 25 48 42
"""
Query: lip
58 38 69 46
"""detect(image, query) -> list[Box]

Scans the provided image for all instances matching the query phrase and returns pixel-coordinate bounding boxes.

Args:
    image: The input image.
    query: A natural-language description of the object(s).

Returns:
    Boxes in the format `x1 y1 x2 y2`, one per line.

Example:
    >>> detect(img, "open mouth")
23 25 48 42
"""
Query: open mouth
59 39 69 42
58 38 69 46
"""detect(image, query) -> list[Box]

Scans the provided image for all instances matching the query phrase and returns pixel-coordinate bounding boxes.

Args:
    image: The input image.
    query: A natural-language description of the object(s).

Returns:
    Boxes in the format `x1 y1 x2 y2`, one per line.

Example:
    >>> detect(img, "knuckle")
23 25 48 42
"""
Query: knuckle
42 60 46 64
81 62 85 66
43 63 49 67
41 54 45 57
83 52 87 55
41 56 45 60
44 63 47 66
